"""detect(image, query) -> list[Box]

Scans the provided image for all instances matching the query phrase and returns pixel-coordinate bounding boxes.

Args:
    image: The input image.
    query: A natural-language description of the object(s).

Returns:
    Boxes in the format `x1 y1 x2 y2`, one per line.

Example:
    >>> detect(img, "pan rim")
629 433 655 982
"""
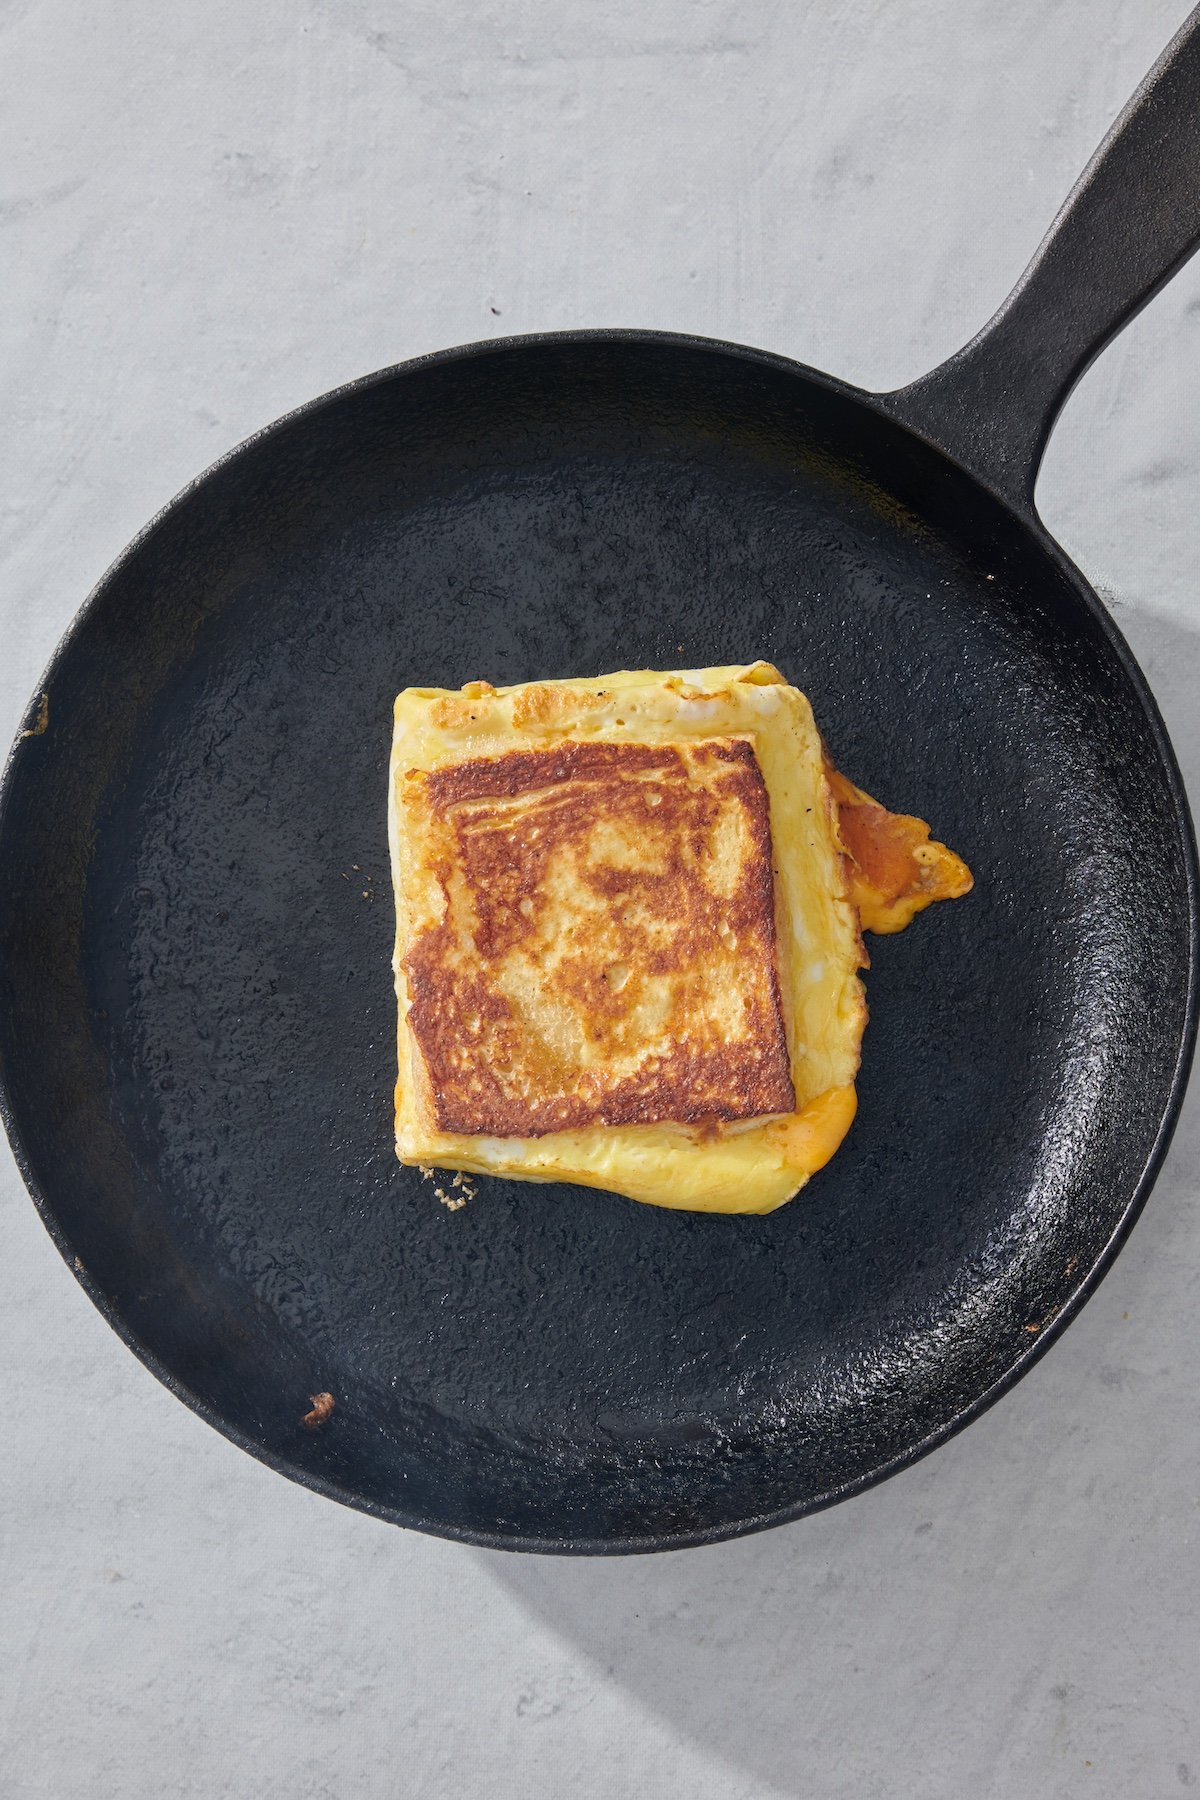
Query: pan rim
1 327 1196 1554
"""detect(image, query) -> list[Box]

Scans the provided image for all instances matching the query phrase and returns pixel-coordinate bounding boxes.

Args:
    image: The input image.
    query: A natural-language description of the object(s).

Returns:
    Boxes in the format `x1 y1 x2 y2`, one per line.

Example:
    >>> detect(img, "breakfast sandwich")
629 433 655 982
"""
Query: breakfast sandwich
388 662 971 1213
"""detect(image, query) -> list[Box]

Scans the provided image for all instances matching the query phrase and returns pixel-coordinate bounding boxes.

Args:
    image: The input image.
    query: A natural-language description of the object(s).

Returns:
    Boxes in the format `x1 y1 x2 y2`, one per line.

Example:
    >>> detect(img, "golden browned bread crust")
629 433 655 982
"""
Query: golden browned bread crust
402 736 794 1137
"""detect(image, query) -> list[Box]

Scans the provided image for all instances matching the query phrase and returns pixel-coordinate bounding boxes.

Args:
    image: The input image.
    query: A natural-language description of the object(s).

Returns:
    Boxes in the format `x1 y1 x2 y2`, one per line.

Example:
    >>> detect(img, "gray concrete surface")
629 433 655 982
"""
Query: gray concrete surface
2 2 1199 1794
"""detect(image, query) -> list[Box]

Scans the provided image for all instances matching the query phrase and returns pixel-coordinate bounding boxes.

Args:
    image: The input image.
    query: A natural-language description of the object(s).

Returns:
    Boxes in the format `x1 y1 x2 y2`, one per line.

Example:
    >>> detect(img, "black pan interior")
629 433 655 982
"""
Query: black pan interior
0 335 1192 1550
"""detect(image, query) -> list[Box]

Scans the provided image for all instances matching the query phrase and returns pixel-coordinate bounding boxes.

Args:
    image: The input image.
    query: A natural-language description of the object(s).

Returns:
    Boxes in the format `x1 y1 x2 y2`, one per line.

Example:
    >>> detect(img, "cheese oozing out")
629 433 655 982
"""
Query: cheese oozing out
388 662 971 1214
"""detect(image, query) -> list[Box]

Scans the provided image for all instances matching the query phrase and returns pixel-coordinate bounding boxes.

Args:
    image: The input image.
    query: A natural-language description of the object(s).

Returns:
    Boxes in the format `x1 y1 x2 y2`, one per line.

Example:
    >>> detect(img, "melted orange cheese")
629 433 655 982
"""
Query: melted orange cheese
828 765 974 935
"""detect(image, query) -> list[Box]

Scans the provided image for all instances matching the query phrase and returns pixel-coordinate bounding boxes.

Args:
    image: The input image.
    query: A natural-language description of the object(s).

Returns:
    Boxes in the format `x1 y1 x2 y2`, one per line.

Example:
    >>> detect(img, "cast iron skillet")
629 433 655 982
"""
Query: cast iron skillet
2 17 1199 1554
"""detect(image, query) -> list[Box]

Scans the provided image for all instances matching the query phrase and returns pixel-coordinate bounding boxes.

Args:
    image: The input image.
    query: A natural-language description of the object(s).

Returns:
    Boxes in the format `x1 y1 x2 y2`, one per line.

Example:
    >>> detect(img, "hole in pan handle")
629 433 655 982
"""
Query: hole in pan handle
880 4 1200 517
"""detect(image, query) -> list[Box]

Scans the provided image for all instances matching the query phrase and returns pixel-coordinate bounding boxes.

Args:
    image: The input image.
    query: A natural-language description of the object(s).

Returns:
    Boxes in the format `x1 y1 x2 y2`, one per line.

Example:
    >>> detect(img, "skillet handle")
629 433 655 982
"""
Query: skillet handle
880 5 1200 515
